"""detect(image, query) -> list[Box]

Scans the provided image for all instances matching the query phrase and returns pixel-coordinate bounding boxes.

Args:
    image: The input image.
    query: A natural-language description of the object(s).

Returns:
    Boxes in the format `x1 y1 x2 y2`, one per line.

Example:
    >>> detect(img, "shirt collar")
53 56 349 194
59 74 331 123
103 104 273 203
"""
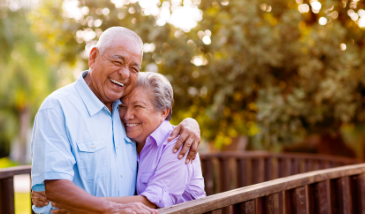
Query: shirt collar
75 70 106 117
149 120 173 147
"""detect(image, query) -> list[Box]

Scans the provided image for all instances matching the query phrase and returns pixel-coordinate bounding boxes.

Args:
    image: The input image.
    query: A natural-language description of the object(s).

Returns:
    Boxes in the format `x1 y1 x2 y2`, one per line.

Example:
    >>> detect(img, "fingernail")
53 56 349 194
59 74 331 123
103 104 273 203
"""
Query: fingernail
173 149 177 153
179 155 183 159
186 159 190 164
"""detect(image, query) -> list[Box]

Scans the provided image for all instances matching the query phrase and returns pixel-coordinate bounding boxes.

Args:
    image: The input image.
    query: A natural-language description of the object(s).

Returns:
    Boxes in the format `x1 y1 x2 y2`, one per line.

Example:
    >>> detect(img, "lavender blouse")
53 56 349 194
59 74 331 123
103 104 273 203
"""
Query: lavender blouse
136 120 206 208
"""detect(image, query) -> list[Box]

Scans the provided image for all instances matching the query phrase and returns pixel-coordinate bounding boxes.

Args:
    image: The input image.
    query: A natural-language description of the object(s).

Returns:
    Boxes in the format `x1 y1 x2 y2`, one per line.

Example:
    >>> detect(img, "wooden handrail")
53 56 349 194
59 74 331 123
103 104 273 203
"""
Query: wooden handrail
0 165 32 214
159 163 365 214
199 151 361 196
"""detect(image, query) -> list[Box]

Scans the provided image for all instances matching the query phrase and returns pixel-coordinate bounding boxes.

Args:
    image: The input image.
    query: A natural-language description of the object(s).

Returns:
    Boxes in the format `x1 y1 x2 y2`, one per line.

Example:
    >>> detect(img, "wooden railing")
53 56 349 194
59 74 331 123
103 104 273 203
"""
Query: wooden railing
199 151 361 195
0 165 32 214
0 152 360 214
159 163 365 214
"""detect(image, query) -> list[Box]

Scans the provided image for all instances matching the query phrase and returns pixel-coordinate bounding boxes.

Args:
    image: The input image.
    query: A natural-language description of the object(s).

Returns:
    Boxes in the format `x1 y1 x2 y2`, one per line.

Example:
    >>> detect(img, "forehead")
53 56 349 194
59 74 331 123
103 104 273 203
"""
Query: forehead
106 38 142 60
122 87 153 104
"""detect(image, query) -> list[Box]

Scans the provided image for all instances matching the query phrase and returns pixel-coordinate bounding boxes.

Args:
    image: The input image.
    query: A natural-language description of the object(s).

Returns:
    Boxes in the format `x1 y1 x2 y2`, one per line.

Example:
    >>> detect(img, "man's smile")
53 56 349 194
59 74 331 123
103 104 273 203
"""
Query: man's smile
110 78 125 87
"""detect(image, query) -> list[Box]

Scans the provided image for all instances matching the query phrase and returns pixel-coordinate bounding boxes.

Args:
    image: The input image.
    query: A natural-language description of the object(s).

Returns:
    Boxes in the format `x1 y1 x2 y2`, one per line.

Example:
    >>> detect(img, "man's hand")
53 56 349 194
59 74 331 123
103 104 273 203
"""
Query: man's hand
168 118 201 164
111 202 158 214
31 190 49 207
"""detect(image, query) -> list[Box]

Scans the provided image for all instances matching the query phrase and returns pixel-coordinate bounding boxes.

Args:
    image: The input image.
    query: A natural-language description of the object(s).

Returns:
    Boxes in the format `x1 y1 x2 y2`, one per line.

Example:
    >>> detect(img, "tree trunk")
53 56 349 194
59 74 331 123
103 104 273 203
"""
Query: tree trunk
18 106 30 165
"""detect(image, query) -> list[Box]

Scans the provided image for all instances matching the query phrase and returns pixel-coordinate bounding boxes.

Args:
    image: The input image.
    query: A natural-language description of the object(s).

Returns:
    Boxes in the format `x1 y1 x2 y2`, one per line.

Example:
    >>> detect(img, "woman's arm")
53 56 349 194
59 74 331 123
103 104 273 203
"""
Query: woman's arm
103 196 157 208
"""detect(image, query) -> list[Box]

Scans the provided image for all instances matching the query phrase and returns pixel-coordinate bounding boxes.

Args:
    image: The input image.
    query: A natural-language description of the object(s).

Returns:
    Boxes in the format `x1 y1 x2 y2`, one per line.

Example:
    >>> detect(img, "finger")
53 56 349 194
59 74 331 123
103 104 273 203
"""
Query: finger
186 140 199 164
51 202 61 208
51 208 68 214
178 137 193 163
168 125 181 143
174 132 189 158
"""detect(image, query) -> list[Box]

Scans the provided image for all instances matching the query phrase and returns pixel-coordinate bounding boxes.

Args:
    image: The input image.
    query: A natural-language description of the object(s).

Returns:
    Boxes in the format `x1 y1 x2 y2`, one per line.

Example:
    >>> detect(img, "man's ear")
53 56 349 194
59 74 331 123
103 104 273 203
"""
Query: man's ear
88 47 99 68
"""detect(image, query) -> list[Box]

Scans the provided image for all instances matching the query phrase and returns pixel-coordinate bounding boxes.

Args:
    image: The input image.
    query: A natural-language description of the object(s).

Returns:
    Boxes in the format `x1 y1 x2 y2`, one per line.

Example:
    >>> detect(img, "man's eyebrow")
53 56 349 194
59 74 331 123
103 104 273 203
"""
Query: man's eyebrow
110 55 141 69
110 55 125 61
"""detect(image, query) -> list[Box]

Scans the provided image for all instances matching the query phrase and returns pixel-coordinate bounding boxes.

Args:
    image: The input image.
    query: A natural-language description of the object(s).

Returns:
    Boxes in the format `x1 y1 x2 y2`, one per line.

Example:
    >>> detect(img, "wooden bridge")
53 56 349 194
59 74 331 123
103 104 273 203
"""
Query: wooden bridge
0 152 362 214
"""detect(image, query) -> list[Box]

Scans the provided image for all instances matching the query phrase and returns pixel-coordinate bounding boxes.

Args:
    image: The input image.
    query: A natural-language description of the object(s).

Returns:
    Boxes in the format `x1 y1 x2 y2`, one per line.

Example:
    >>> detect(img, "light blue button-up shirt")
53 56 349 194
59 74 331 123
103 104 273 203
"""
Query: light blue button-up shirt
31 71 137 213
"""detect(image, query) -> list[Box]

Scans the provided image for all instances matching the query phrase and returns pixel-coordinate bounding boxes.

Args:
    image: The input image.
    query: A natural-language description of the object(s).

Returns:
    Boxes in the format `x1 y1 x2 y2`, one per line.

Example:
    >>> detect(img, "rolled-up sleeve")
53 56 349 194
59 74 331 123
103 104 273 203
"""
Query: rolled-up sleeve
31 99 76 188
140 140 191 208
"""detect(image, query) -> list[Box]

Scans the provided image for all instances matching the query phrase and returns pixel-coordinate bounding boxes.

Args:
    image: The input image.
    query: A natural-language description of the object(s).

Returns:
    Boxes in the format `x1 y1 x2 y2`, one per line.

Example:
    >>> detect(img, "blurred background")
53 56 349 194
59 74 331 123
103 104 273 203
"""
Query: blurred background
1 0 365 212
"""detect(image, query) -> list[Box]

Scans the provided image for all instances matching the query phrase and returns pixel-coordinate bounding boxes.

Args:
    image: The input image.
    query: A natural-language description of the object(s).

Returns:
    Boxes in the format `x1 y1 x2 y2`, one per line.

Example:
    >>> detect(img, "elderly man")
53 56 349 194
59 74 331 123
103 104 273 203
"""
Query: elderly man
31 27 201 213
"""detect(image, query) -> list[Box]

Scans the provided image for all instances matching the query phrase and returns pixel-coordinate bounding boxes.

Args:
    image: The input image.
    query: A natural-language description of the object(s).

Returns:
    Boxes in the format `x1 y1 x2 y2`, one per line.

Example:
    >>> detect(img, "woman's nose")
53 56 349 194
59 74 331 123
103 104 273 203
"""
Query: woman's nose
124 109 134 120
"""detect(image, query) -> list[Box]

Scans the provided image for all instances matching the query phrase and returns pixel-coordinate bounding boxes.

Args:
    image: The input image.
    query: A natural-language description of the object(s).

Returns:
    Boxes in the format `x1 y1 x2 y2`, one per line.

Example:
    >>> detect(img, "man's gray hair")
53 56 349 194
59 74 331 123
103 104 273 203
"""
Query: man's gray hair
96 27 143 55
135 72 174 121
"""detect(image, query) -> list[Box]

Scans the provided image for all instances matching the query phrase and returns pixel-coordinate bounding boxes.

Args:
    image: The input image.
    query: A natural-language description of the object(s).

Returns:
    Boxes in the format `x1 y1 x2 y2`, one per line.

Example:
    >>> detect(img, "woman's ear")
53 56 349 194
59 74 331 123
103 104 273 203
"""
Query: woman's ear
162 107 170 120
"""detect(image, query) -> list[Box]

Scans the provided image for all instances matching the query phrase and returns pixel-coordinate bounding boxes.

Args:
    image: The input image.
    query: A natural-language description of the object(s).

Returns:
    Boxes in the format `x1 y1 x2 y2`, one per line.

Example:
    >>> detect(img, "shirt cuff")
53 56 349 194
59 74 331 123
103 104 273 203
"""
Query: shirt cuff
140 186 172 208
32 172 73 188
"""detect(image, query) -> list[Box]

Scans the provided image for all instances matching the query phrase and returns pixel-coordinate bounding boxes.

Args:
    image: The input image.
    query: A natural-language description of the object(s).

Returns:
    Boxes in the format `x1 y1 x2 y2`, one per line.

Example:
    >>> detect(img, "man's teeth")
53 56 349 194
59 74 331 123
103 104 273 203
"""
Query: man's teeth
110 79 124 87
126 123 140 127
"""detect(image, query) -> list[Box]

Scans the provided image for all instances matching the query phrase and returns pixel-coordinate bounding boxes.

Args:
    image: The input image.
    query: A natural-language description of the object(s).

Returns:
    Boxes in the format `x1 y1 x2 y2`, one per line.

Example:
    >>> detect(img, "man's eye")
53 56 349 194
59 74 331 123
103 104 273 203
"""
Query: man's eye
113 61 122 65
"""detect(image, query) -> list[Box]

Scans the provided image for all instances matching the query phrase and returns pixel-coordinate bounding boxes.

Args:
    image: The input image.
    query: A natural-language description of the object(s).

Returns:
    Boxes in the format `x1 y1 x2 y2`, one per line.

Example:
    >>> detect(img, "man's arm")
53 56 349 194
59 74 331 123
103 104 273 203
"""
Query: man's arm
168 118 201 164
45 180 157 214
103 196 157 209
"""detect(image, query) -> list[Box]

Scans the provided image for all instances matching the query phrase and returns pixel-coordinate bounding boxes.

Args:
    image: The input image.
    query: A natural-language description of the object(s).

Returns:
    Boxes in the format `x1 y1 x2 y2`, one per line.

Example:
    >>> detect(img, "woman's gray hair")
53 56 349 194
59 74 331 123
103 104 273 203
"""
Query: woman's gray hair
135 72 174 121
96 27 143 55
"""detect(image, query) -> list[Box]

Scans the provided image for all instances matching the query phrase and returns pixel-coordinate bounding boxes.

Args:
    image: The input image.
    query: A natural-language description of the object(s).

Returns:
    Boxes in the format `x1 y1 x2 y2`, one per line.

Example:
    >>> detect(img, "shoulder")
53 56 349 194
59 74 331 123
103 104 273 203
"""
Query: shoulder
38 83 77 111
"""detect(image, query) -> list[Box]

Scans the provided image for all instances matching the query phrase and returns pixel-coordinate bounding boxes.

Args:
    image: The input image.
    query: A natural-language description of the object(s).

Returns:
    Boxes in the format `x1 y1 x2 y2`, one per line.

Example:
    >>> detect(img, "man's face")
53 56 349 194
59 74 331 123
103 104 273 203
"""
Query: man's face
88 38 142 104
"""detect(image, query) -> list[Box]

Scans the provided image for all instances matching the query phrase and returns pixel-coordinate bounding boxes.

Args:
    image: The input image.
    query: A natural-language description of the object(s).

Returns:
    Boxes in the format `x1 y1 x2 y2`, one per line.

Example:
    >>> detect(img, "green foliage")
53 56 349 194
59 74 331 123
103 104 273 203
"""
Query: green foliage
0 1 57 157
22 0 365 149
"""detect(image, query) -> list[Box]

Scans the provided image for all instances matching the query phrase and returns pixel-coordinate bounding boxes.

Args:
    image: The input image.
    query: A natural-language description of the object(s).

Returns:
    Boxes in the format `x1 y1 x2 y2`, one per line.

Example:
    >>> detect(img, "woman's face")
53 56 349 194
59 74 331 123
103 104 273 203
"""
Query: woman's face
119 87 168 144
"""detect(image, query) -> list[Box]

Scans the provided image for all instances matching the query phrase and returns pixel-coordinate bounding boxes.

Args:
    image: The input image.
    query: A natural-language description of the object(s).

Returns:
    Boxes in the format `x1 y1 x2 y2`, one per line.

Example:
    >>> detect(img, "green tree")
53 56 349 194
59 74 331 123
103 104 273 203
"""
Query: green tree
0 1 57 162
28 0 365 152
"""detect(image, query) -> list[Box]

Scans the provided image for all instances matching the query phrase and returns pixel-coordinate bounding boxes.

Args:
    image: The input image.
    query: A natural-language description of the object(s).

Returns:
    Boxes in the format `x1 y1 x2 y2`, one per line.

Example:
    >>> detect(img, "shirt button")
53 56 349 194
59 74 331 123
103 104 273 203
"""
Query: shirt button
164 188 168 192
91 145 95 149
116 146 119 149
121 174 123 177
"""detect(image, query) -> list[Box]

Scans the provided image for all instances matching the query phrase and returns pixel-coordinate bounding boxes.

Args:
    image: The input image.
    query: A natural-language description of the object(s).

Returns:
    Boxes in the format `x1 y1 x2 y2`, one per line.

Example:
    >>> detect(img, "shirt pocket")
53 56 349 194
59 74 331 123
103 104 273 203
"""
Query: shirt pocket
76 140 107 181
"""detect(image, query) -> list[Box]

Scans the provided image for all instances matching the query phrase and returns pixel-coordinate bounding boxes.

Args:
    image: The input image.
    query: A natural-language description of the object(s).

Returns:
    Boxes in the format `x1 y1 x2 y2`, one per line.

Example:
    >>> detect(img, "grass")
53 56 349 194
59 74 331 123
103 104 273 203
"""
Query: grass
15 192 31 214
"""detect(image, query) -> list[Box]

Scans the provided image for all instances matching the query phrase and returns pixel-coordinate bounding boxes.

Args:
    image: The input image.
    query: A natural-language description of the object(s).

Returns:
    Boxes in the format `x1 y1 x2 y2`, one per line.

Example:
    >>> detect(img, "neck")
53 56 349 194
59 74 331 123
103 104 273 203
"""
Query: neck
84 72 113 112
136 140 145 154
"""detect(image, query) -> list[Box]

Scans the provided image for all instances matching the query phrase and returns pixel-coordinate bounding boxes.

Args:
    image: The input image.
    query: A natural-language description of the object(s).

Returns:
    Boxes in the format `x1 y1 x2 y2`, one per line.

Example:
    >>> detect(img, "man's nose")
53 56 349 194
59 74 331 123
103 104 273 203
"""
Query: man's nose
119 67 130 80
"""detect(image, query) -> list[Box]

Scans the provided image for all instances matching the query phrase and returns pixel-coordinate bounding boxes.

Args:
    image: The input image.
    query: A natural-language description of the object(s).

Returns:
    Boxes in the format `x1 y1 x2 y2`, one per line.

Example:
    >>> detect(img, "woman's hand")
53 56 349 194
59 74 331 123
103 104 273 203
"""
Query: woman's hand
168 118 201 164
31 190 49 207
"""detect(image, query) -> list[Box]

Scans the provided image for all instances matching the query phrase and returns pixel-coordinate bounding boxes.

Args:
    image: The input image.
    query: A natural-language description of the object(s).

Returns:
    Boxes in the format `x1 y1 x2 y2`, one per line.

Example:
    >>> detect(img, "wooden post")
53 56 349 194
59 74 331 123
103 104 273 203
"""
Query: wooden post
0 177 15 214
202 159 214 196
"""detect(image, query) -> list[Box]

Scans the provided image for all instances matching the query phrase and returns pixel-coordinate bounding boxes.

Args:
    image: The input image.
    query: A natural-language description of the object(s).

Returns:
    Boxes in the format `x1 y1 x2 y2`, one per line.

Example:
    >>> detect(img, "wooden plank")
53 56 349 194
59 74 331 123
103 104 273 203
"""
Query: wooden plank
294 186 308 214
256 197 264 214
283 189 295 214
218 157 231 214
350 173 365 214
252 159 259 184
308 181 330 214
304 160 312 172
202 159 214 196
0 177 15 214
264 193 280 214
0 166 31 179
278 158 285 178
159 164 365 214
291 158 299 176
237 158 247 188
232 200 256 214
264 157 272 181
337 177 352 214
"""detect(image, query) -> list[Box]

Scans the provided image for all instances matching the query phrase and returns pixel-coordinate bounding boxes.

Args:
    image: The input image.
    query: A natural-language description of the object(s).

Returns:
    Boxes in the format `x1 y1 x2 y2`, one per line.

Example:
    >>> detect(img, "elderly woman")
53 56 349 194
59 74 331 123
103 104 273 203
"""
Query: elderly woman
33 72 206 211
